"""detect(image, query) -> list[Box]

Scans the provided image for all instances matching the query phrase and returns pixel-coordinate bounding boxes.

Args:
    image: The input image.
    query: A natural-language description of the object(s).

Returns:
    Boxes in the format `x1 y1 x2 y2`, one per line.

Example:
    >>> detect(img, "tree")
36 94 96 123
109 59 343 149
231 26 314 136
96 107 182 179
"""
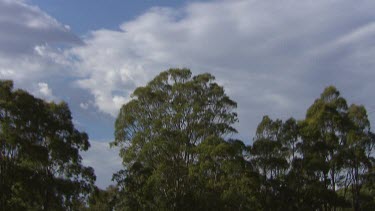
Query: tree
281 118 300 163
0 80 95 210
248 86 375 210
112 68 246 210
298 86 349 210
111 74 375 210
342 104 375 210
82 185 119 211
250 116 290 210
190 137 260 210
298 86 375 210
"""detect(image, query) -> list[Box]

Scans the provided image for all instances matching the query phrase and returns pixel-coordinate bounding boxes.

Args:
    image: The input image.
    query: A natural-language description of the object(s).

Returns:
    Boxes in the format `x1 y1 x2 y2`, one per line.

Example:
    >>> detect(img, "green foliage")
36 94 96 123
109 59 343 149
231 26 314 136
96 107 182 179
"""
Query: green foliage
297 86 375 210
191 137 260 210
112 68 261 210
250 116 289 210
2 70 375 211
0 80 95 210
110 71 375 210
81 185 118 211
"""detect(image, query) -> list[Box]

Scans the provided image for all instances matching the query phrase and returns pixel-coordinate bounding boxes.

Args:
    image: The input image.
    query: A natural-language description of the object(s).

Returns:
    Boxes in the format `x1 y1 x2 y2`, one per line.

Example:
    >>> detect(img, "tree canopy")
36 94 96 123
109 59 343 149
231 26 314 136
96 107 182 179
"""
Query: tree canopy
111 68 261 210
1 69 375 211
0 80 95 211
110 70 375 211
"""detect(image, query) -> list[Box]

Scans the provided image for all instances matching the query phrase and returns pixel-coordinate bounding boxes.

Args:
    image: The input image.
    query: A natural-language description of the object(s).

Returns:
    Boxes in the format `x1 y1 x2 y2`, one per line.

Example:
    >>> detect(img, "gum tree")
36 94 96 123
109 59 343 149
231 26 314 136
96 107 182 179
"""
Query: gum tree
112 68 251 210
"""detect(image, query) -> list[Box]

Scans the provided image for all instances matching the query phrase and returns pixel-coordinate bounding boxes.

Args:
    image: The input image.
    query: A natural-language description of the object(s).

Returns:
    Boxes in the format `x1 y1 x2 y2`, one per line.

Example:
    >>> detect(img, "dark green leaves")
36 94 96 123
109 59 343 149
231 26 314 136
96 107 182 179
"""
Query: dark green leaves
0 80 95 210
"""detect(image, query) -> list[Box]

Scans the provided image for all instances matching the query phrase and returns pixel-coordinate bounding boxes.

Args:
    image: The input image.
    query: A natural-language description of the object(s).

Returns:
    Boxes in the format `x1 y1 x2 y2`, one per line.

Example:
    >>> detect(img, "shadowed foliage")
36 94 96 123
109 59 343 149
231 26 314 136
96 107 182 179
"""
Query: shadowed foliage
0 80 95 211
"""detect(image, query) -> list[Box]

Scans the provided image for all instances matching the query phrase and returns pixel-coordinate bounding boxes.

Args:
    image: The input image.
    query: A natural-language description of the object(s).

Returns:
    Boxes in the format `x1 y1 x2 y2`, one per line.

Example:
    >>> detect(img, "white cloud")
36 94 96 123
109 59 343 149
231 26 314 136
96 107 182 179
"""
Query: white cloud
38 82 51 96
0 0 82 100
0 0 81 55
80 102 90 110
0 68 15 78
36 82 56 101
66 0 375 138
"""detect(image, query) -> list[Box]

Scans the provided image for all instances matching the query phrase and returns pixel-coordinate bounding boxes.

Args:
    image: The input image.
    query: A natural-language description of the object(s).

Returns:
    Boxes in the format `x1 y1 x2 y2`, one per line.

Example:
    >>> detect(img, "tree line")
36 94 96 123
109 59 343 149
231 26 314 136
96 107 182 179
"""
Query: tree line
1 68 375 210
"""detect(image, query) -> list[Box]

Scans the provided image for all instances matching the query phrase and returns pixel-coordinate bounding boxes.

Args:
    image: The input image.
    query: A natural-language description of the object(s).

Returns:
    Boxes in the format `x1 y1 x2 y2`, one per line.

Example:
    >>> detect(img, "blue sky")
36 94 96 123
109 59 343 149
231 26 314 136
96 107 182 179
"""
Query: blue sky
2 0 375 188
29 0 192 34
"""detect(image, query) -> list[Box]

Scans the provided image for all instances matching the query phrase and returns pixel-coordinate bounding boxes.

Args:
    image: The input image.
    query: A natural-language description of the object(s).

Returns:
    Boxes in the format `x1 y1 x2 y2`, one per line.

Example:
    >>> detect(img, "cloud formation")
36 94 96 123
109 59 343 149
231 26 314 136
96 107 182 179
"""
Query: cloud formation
0 0 81 55
0 0 82 101
68 0 375 138
36 82 56 101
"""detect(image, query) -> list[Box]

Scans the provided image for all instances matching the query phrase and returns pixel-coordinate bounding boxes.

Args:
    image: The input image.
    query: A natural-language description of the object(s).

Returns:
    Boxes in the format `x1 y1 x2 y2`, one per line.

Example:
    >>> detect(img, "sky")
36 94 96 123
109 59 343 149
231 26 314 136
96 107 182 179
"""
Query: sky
1 0 375 188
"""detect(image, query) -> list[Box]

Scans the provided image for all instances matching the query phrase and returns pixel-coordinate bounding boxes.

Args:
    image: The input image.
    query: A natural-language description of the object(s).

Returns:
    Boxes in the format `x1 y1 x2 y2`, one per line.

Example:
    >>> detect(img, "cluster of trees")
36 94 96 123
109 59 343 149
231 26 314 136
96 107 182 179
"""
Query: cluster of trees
108 69 375 210
0 81 95 210
1 68 375 210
